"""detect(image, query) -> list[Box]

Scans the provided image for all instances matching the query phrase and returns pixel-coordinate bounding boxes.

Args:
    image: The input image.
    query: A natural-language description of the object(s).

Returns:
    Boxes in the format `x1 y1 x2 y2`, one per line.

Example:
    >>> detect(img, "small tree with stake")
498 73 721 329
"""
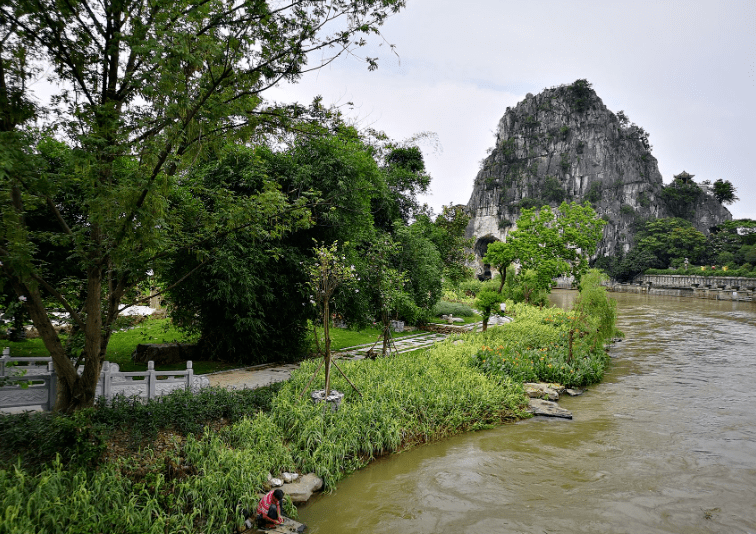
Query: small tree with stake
363 234 408 357
302 242 361 400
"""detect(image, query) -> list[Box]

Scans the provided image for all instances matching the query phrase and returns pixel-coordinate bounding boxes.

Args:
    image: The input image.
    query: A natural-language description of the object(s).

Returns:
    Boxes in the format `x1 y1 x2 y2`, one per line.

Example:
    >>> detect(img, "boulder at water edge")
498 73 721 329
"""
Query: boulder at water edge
284 473 324 503
528 399 573 419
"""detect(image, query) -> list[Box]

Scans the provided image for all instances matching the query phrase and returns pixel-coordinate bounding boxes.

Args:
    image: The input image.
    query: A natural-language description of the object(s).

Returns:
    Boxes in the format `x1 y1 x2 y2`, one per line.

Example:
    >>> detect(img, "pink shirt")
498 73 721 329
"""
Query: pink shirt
256 490 284 525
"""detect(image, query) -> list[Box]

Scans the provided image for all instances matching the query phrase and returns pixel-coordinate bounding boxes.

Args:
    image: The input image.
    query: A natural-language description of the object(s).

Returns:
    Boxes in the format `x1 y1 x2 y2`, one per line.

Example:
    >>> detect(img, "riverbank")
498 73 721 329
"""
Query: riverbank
0 284 616 533
293 292 756 534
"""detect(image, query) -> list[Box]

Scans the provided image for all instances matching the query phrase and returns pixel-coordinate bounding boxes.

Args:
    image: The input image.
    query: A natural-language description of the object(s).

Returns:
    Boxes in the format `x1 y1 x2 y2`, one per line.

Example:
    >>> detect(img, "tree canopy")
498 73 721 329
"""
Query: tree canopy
0 0 406 412
484 201 606 294
712 179 739 205
634 217 707 268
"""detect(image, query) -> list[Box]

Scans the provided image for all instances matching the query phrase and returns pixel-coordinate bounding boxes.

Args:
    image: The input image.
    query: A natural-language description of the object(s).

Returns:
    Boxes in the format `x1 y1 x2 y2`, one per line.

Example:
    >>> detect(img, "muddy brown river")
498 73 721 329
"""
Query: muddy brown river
297 291 756 533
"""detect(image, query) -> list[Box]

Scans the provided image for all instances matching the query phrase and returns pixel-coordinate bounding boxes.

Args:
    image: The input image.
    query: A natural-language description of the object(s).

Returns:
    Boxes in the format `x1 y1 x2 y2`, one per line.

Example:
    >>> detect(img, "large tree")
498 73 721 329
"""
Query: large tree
411 204 473 285
484 201 606 294
634 217 707 268
0 0 405 412
162 126 385 363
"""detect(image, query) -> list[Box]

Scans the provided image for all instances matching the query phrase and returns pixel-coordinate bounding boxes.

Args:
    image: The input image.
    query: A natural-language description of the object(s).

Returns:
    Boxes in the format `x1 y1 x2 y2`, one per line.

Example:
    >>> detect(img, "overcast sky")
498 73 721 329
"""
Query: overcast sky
269 0 755 221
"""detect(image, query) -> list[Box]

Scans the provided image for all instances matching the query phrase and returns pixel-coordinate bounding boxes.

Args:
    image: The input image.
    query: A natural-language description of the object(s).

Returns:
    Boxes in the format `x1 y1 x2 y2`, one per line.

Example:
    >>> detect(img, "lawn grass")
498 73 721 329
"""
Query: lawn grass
326 324 419 350
2 318 424 375
0 317 237 375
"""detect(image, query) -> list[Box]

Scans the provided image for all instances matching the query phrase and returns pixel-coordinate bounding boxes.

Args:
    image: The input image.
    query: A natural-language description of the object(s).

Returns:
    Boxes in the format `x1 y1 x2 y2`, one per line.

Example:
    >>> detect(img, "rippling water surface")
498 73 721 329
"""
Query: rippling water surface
298 292 756 533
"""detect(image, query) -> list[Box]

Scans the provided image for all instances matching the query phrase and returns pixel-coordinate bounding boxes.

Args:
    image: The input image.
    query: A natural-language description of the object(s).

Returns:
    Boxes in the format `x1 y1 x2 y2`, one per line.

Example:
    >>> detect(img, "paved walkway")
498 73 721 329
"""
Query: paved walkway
206 316 512 391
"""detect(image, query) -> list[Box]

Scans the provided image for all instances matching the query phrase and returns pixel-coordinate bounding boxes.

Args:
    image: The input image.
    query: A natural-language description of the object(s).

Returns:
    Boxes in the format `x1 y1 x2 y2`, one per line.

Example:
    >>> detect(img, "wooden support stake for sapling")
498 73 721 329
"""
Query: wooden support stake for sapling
330 358 362 398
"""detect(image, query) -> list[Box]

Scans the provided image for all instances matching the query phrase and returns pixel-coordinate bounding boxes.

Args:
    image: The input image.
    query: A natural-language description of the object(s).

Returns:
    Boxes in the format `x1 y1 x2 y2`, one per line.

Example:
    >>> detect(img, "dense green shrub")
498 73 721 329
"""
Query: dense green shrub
433 300 475 317
0 385 282 472
573 270 619 346
499 266 550 306
92 385 281 440
0 409 105 472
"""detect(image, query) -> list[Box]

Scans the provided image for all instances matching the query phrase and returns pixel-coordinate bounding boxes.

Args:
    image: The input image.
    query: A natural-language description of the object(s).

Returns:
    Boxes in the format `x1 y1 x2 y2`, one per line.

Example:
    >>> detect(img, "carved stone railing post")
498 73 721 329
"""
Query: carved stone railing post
1 347 8 376
147 361 156 401
186 361 194 392
101 361 111 400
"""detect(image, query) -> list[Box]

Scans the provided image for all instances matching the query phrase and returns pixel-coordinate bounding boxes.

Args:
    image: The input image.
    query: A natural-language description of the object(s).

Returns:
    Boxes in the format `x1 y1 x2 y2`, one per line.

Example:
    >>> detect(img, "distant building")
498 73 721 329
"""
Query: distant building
673 170 695 184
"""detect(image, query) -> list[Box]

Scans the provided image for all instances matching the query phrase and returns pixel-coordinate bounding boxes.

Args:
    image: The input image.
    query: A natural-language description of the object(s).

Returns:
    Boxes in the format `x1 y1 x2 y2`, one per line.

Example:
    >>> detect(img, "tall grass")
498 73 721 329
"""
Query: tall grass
272 342 529 488
471 273 618 387
432 300 475 317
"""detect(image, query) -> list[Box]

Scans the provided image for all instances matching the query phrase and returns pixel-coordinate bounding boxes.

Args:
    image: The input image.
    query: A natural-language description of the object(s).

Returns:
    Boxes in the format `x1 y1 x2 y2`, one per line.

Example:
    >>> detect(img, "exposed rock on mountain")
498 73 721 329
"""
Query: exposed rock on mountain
466 80 731 264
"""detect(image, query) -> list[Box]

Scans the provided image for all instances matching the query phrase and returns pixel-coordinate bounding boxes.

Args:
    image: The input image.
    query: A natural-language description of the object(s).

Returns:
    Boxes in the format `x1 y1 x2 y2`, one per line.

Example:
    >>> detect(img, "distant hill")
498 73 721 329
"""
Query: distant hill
465 80 731 267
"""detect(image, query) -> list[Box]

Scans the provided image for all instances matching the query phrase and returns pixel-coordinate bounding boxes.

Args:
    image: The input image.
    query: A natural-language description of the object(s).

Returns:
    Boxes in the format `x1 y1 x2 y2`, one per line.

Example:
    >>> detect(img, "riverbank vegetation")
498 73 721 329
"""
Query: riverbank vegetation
473 270 618 386
0 277 617 532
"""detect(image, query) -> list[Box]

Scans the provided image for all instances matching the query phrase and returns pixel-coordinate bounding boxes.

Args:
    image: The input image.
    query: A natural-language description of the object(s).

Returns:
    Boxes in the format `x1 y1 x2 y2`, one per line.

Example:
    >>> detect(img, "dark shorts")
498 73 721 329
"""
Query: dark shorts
257 503 279 527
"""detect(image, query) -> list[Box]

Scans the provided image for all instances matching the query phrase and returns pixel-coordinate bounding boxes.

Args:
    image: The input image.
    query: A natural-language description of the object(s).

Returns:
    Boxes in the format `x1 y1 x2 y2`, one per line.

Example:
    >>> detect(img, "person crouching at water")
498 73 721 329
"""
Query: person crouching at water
256 488 285 529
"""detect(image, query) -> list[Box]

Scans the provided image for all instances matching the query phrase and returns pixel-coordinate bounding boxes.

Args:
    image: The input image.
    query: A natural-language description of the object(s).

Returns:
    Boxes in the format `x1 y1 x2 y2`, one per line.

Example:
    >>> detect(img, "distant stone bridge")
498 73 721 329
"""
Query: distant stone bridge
607 274 756 302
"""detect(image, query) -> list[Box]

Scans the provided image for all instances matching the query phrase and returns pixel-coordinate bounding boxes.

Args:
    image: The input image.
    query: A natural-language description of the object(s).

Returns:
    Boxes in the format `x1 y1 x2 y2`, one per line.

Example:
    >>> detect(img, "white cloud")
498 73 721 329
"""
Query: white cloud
270 0 755 220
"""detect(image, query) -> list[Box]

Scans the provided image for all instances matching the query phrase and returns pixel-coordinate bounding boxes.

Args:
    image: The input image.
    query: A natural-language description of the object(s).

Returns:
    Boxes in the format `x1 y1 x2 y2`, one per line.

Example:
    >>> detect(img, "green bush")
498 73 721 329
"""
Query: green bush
470 279 617 388
0 385 282 472
433 300 475 317
92 385 281 440
0 409 105 472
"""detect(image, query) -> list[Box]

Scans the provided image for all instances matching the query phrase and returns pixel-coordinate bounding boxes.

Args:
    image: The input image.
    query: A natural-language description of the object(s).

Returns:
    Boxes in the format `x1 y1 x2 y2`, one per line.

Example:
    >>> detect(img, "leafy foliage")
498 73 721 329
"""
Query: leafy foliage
635 218 707 268
484 201 606 294
0 385 281 473
0 0 406 412
499 266 550 306
569 79 594 113
660 179 703 219
411 204 474 284
712 179 739 204
474 289 505 331
472 277 617 387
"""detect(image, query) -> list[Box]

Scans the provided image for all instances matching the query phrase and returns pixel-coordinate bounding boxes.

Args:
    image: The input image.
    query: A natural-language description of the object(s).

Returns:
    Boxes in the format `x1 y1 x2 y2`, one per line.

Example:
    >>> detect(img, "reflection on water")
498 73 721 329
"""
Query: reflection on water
298 291 756 534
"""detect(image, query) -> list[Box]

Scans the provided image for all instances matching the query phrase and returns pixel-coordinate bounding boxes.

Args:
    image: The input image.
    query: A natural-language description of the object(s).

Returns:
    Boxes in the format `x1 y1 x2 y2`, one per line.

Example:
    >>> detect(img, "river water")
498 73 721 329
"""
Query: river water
297 291 756 534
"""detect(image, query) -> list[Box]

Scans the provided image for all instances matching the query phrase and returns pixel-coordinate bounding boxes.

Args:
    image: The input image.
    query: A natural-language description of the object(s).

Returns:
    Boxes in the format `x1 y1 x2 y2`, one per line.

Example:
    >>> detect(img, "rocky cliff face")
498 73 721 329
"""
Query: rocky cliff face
466 81 731 262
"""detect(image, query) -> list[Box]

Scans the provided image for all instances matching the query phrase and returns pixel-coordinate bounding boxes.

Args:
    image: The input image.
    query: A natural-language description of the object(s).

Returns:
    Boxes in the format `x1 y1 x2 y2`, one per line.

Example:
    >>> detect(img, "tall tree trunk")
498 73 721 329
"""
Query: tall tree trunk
497 269 506 293
381 310 389 357
15 283 82 412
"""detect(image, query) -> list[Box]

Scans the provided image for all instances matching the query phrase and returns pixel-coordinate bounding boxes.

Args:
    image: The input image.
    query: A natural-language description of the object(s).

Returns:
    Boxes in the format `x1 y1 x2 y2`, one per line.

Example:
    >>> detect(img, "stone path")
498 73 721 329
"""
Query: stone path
206 316 513 391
